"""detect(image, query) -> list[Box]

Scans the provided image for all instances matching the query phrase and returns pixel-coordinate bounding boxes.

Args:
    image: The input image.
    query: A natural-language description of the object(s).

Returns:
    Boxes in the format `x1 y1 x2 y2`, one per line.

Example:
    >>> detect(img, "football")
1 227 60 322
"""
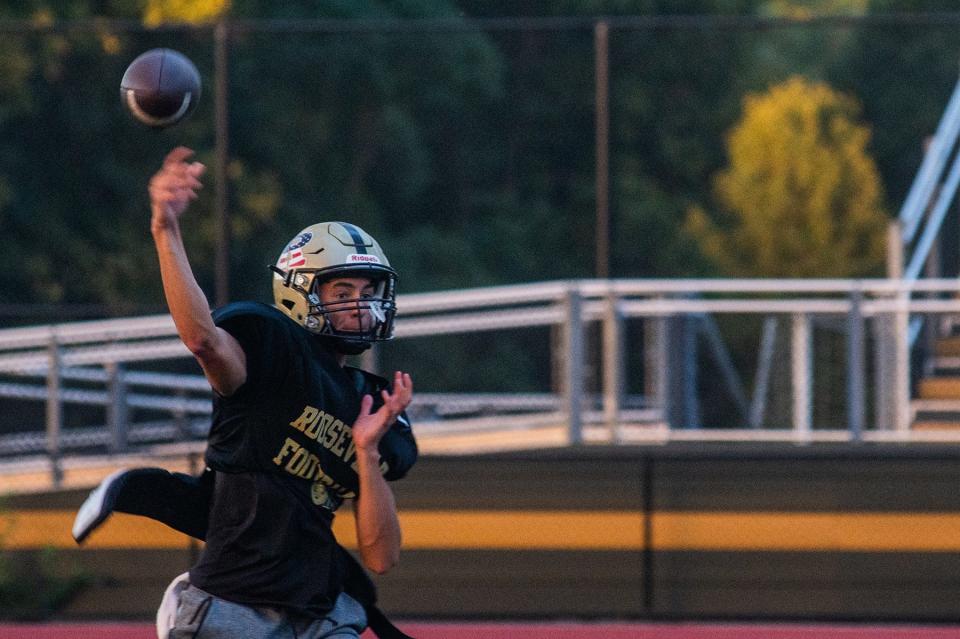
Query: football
120 48 201 129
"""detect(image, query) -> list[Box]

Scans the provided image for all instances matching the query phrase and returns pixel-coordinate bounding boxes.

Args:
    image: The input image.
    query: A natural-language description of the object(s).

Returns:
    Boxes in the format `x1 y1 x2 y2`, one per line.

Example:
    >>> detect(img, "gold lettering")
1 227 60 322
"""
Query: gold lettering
331 423 350 457
309 412 334 441
299 453 320 479
313 413 336 440
285 447 309 475
272 438 300 466
289 406 318 433
323 419 342 448
303 410 325 440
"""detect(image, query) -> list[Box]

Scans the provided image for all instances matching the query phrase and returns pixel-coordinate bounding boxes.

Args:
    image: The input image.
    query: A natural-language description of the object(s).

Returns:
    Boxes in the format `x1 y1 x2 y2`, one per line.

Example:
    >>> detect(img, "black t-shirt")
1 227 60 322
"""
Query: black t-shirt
189 302 417 617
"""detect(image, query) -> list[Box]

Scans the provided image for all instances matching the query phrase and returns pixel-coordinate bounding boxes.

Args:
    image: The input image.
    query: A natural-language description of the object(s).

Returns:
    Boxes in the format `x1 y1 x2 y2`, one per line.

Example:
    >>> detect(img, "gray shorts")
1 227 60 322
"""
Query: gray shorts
169 583 367 639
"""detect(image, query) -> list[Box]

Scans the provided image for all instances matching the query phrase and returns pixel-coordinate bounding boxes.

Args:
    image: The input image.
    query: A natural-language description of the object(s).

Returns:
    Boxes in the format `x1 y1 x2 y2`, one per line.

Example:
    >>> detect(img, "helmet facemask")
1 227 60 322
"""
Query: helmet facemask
305 268 397 343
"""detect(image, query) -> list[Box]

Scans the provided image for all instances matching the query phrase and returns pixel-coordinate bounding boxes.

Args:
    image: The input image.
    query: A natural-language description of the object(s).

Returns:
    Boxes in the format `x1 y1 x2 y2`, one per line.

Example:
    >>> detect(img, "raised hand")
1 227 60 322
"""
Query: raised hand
149 146 206 233
352 371 413 453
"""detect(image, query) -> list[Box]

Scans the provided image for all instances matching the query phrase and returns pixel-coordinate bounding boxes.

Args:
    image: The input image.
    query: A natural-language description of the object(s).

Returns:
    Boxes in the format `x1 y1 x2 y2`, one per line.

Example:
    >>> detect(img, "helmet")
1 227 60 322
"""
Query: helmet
271 222 397 352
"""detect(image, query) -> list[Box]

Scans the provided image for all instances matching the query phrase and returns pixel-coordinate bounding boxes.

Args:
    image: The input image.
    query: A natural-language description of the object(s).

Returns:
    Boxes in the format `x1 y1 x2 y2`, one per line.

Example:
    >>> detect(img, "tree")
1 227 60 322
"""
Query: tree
685 75 888 277
143 0 230 25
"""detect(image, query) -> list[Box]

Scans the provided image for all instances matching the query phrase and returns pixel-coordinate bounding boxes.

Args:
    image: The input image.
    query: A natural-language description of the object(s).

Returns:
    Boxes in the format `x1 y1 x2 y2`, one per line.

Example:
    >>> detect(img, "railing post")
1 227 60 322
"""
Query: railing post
213 18 231 307
923 232 941 377
887 220 904 280
645 305 670 429
562 286 584 445
681 315 700 429
46 331 63 487
892 285 912 432
602 290 624 443
106 361 128 452
791 313 812 442
873 305 893 431
594 19 611 280
847 286 866 441
880 221 907 432
749 316 778 429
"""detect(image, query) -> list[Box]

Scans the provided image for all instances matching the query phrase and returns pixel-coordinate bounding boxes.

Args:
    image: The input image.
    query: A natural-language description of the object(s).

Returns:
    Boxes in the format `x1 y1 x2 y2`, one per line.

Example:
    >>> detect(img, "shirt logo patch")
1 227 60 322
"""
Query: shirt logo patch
310 481 343 510
311 482 333 509
347 253 380 264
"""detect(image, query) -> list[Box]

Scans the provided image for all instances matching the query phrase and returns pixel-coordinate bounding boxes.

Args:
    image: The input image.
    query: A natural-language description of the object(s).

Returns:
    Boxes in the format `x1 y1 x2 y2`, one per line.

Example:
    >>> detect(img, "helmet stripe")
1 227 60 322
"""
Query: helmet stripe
337 222 369 254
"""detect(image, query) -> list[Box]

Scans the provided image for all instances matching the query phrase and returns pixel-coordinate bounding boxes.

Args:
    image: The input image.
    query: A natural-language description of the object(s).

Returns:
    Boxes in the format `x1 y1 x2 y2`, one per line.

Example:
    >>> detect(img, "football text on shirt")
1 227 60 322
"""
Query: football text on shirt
272 437 356 500
287 405 358 467
272 405 390 491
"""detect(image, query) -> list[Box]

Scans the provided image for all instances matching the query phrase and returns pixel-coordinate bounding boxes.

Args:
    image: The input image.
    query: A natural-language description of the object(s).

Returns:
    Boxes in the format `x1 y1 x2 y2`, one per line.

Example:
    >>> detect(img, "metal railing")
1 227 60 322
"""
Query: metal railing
893 71 960 382
6 278 960 486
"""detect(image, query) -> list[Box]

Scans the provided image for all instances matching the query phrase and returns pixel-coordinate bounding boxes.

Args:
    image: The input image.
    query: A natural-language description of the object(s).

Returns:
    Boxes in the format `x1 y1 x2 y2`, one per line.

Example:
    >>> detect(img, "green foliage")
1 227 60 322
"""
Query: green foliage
686 76 888 277
0 1 953 315
0 547 91 620
0 503 89 620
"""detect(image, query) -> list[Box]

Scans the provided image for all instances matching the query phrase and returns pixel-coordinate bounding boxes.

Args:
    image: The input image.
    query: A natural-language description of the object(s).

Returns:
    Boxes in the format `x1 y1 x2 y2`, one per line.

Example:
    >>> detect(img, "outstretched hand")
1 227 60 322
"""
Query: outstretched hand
149 146 206 233
352 371 413 453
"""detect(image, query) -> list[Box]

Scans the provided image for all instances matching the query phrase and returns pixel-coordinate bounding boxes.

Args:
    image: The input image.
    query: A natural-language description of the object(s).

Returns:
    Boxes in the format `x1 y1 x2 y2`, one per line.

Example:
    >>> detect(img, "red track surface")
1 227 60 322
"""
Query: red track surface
2 622 960 639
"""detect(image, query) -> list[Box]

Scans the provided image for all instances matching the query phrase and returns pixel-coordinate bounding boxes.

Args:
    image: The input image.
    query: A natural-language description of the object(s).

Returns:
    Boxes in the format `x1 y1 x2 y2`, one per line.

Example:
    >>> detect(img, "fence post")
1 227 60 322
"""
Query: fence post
791 313 812 442
213 18 232 307
602 290 624 443
892 287 912 432
873 309 893 431
645 306 670 428
886 219 912 432
594 19 610 280
681 315 700 429
46 331 63 487
847 286 866 441
563 286 584 445
107 361 128 452
749 316 778 429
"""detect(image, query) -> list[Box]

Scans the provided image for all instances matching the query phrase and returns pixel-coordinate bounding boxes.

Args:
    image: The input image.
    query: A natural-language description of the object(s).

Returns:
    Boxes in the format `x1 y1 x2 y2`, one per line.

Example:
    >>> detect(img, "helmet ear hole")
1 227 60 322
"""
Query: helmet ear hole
281 299 296 311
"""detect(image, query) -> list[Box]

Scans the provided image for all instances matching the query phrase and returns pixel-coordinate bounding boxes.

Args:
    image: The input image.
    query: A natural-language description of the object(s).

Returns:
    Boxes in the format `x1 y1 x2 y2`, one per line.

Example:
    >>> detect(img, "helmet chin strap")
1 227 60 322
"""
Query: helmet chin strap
316 333 371 355
309 303 377 354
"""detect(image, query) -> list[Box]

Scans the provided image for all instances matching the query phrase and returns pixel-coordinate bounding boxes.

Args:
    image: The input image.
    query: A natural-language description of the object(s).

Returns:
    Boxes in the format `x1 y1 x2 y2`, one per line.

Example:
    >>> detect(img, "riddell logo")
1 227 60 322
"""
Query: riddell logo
347 254 380 264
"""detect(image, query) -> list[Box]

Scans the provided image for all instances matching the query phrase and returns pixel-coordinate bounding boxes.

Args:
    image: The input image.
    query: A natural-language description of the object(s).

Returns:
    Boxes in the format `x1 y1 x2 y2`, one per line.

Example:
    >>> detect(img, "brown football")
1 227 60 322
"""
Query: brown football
120 48 201 129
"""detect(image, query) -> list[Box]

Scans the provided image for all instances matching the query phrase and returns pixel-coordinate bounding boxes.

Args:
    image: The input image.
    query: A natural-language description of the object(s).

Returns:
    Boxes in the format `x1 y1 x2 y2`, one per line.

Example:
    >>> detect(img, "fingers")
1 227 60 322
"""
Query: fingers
356 372 413 429
374 371 413 425
164 146 194 167
385 371 413 406
393 371 412 395
150 148 206 216
359 393 374 416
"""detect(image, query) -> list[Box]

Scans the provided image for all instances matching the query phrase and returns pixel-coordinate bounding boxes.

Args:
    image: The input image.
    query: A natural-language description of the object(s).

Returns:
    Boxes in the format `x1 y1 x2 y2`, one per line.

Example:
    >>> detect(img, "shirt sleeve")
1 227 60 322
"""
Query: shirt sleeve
211 302 292 400
380 411 418 481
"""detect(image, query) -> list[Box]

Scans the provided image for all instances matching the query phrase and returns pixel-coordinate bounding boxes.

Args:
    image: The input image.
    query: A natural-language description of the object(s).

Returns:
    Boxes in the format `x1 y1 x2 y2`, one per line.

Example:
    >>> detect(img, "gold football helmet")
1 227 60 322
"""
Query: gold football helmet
271 222 397 349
